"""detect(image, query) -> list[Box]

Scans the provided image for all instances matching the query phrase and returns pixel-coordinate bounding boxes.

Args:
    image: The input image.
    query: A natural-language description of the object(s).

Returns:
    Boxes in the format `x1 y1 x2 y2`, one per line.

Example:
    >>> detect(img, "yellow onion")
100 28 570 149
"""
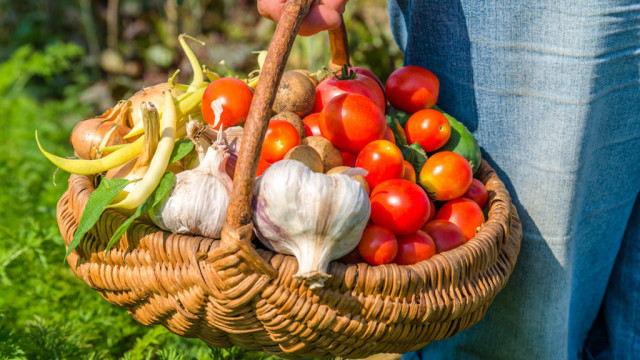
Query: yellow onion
70 102 133 160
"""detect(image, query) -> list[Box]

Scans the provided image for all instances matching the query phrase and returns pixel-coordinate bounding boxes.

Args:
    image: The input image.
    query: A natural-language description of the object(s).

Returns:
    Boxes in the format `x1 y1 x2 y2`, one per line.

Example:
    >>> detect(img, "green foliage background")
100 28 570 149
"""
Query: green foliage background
0 0 402 359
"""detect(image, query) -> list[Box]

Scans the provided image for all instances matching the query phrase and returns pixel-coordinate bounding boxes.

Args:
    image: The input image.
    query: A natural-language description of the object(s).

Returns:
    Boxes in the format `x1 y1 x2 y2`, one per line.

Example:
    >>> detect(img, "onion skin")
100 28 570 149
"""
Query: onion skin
70 118 131 160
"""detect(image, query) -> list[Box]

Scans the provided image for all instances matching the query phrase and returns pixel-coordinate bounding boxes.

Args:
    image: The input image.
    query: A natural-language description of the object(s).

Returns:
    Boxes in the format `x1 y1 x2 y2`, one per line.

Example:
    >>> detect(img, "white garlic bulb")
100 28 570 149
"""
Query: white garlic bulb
149 144 232 238
253 160 371 289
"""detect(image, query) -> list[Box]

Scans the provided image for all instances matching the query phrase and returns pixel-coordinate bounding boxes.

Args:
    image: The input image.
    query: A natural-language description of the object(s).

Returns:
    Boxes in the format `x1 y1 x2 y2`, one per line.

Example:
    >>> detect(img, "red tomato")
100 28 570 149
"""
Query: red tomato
201 78 253 128
422 220 465 253
302 113 323 137
402 161 416 183
348 66 385 93
314 71 386 113
358 225 398 265
405 109 451 152
385 66 439 113
383 126 396 144
463 178 489 209
419 151 473 201
320 93 386 153
260 120 301 163
355 140 404 189
427 199 436 222
256 158 271 177
395 231 436 265
341 151 357 167
435 198 485 240
370 179 431 235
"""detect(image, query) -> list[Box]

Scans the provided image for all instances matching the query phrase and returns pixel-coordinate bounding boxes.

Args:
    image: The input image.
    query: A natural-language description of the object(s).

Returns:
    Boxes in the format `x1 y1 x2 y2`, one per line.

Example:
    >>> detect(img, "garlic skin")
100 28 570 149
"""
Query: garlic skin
149 144 232 238
253 160 371 289
184 120 243 177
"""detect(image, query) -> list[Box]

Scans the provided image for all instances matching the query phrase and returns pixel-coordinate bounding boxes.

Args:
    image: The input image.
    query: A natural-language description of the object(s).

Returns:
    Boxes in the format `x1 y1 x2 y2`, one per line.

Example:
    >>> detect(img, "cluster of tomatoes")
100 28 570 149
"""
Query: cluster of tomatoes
314 65 488 266
199 63 488 267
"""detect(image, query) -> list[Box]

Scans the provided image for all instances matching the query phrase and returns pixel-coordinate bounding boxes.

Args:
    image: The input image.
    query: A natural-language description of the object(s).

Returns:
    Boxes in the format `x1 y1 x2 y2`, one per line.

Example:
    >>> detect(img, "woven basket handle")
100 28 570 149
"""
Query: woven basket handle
219 0 349 278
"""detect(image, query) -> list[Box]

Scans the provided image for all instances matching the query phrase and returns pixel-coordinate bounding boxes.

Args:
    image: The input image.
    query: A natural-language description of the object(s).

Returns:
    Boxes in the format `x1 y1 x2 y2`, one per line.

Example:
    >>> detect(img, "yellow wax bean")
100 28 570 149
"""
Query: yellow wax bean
108 92 176 210
36 132 143 175
123 86 205 139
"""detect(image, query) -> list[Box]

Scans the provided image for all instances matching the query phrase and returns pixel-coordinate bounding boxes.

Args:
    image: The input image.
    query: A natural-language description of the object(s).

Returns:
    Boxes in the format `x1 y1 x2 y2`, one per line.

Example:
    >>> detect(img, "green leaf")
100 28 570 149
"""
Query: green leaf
65 178 129 259
401 143 429 178
168 139 194 163
105 172 175 252
150 172 176 208
385 113 408 146
386 106 411 128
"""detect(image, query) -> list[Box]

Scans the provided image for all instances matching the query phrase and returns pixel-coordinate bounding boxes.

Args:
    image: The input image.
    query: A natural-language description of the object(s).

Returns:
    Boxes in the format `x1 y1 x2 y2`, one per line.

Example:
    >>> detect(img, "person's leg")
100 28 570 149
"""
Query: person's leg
585 193 640 359
389 0 640 359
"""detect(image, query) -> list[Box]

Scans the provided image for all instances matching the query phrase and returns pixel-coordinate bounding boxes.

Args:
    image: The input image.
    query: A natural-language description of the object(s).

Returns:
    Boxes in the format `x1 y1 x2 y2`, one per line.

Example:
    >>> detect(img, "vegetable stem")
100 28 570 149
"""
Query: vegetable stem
179 34 205 93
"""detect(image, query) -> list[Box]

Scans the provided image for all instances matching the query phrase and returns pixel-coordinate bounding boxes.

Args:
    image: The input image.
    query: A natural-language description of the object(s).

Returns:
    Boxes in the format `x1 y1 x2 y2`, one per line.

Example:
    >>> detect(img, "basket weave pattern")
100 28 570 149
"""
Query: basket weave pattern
57 160 521 359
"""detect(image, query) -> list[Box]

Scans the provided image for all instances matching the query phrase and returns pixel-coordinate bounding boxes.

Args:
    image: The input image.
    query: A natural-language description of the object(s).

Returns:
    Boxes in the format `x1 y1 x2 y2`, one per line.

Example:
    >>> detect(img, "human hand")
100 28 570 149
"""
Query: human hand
257 0 349 36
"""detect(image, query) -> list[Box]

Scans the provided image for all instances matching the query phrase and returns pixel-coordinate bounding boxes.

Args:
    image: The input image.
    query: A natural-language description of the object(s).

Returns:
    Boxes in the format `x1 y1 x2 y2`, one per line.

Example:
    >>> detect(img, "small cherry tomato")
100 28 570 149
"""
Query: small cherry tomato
419 151 473 201
201 78 253 128
370 179 431 235
463 178 488 209
320 93 386 153
383 126 396 144
256 158 271 177
402 161 416 182
422 220 465 253
405 109 451 152
358 225 398 265
427 199 436 222
341 151 357 167
355 140 404 189
385 66 439 113
435 198 485 240
302 113 323 137
260 120 301 163
395 230 437 265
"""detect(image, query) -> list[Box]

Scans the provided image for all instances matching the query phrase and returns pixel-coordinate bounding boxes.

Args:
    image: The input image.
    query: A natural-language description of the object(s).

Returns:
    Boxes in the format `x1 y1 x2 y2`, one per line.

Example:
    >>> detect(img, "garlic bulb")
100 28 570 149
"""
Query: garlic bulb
149 143 232 238
184 120 243 177
253 160 371 289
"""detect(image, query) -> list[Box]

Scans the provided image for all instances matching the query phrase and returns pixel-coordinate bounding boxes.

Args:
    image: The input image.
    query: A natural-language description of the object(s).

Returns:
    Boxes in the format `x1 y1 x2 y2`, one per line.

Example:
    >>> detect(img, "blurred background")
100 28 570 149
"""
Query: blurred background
0 0 402 358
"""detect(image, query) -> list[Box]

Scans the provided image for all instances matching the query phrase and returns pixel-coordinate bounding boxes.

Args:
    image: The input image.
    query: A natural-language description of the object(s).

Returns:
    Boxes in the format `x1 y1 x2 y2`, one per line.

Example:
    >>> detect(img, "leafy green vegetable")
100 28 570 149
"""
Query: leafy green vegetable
169 139 195 163
65 178 130 259
105 172 175 251
401 143 429 178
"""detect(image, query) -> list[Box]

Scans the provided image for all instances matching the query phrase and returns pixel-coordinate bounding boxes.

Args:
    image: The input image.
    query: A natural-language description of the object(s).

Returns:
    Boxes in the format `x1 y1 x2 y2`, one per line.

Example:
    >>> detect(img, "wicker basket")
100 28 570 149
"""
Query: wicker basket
57 2 522 358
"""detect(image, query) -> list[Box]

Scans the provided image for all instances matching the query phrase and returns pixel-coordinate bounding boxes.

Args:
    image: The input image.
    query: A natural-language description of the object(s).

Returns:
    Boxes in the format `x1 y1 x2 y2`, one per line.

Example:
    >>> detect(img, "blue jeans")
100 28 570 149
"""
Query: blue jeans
389 1 640 359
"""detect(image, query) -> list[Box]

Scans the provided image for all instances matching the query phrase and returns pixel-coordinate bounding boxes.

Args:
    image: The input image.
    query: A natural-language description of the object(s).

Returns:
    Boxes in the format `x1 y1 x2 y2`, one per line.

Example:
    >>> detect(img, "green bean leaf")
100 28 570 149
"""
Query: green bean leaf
65 178 130 259
168 139 194 163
